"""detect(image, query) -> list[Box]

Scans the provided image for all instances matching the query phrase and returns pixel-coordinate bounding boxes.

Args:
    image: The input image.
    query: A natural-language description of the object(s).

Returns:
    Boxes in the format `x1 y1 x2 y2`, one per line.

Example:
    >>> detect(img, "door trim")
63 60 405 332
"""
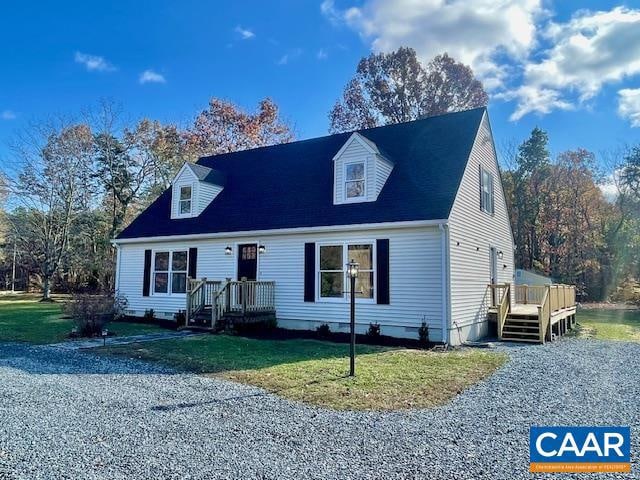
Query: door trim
235 242 259 281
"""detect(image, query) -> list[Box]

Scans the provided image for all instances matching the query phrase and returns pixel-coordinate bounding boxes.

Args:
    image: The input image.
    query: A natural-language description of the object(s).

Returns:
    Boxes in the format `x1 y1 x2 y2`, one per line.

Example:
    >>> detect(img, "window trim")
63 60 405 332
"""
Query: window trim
174 182 195 218
343 160 366 202
315 240 376 303
480 166 495 215
152 249 189 296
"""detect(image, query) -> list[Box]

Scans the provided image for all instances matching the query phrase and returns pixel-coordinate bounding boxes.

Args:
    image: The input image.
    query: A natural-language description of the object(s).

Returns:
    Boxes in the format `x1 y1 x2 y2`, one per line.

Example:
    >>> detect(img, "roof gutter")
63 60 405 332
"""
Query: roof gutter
112 219 449 245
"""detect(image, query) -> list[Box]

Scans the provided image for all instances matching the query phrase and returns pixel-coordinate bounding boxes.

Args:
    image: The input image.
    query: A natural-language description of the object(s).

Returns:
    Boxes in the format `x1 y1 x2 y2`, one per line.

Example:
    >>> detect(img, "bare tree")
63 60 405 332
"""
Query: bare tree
4 119 95 300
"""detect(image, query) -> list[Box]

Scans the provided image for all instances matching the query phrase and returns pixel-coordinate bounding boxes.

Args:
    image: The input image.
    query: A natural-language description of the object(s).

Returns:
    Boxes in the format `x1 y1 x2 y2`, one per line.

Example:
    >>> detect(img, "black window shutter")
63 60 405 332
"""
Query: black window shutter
304 243 315 302
188 247 198 278
490 174 495 215
376 239 390 304
142 249 152 297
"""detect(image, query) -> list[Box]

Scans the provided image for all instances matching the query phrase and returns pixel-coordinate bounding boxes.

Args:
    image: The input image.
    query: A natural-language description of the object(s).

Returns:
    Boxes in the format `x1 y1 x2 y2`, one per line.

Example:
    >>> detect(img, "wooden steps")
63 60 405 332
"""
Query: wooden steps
501 314 541 343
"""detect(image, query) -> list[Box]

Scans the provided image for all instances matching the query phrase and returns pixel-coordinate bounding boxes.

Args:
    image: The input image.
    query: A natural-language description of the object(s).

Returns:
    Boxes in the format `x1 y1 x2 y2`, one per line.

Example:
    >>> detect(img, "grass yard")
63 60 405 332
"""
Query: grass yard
99 335 507 411
0 294 166 344
577 308 640 342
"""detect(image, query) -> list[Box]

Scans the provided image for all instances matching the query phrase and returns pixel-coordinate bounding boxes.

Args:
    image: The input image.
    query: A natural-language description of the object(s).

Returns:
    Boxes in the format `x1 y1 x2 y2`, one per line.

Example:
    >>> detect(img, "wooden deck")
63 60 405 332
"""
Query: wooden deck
489 283 577 343
185 277 276 330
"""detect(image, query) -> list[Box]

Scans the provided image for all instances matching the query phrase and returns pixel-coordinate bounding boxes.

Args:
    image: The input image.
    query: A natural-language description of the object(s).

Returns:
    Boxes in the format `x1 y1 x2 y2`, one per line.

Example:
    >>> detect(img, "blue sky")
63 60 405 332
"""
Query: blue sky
1 1 640 166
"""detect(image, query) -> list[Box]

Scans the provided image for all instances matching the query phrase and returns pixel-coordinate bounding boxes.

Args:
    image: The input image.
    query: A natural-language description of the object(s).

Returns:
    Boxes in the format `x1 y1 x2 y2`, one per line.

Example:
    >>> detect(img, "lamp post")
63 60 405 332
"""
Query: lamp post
347 259 359 377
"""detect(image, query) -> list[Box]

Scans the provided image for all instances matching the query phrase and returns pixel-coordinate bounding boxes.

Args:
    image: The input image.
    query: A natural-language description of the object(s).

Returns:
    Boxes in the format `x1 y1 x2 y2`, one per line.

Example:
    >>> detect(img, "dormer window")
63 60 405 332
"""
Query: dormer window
333 132 393 205
345 162 365 199
179 186 192 215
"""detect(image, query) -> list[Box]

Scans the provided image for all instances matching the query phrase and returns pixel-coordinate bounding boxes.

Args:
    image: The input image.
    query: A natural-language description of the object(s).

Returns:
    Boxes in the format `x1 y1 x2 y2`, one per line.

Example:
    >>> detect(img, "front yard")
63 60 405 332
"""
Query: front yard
0 294 166 344
99 335 506 410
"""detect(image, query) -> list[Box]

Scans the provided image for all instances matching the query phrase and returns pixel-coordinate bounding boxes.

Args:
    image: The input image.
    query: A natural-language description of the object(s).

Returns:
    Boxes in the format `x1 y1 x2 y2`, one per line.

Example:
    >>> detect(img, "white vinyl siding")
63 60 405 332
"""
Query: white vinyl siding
115 226 446 341
447 112 515 345
333 134 392 204
170 164 224 219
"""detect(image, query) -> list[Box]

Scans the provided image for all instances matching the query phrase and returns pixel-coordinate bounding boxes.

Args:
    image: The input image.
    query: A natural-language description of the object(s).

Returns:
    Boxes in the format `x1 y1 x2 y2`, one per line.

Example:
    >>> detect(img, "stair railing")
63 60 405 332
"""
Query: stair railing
186 277 205 325
496 283 511 339
537 286 551 343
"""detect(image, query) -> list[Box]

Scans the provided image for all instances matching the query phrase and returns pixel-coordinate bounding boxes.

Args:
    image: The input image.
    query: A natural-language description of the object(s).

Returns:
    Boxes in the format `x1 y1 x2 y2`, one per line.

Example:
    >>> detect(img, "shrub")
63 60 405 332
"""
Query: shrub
367 322 381 338
143 309 155 322
174 310 186 327
316 323 331 337
418 321 429 346
63 293 121 337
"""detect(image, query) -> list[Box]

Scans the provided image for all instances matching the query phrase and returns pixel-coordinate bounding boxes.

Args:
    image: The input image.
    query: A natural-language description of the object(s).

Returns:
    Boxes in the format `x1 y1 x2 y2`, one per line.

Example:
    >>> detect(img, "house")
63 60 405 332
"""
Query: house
113 107 515 345
515 269 554 286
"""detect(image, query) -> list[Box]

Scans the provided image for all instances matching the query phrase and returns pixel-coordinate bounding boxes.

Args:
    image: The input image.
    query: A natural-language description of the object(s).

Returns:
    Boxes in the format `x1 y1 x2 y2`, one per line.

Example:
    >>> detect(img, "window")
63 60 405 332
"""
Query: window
179 186 192 215
319 245 344 298
348 244 374 299
345 162 365 199
318 242 375 300
153 250 188 294
480 167 494 214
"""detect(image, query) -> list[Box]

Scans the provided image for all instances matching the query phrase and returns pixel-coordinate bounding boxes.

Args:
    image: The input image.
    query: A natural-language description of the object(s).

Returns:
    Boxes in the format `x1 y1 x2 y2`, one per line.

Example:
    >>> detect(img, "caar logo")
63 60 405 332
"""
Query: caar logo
530 426 631 473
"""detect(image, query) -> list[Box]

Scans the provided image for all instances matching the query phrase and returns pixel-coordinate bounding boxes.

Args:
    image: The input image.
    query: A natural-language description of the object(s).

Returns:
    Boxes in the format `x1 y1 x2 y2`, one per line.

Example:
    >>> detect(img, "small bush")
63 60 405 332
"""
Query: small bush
367 322 381 338
143 309 155 322
316 323 331 338
64 293 122 337
174 310 186 327
418 321 429 346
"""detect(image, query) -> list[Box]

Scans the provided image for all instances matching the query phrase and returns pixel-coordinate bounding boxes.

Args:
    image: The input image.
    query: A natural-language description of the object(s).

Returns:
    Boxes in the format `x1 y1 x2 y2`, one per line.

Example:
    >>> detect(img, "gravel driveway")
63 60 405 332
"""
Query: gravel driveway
0 338 638 479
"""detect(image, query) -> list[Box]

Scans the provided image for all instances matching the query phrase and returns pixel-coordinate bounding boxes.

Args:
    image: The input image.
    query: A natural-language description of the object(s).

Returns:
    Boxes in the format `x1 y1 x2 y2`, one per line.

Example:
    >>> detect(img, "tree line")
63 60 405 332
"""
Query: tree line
1 46 638 302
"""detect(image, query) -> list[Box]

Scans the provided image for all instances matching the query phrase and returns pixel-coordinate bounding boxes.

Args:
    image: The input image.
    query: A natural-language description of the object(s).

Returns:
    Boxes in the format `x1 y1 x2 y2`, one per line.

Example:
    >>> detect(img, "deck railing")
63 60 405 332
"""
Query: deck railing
489 283 512 338
514 285 547 305
186 278 222 323
196 277 276 328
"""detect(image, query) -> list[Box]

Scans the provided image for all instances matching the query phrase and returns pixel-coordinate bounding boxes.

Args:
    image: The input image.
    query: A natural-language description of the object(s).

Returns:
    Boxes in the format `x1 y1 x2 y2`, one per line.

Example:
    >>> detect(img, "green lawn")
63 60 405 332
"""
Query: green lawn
0 294 166 344
577 308 640 342
99 335 507 411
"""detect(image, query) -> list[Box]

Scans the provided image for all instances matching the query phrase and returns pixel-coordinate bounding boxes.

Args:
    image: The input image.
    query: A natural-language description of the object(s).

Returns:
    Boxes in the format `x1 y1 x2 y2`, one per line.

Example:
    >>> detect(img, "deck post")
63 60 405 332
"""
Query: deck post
225 277 232 314
241 277 248 318
186 276 192 326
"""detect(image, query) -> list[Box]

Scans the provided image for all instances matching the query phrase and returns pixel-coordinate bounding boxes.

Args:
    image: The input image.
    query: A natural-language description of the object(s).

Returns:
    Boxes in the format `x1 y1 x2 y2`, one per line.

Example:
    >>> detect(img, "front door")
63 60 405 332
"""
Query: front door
489 246 498 305
237 243 258 281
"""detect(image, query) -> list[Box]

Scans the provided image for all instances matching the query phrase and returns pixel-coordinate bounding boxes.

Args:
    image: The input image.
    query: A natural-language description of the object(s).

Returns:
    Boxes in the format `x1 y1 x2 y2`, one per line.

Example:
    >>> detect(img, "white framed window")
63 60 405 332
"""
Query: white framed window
480 167 494 215
345 162 365 199
179 185 192 215
317 242 375 301
153 250 188 295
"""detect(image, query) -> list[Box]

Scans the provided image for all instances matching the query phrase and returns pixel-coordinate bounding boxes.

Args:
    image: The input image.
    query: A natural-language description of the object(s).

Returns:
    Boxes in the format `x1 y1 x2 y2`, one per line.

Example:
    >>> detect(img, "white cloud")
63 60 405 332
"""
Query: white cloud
234 25 255 40
317 48 328 60
139 70 166 84
511 7 640 118
276 48 302 66
619 88 640 127
322 0 545 91
74 51 115 72
324 2 640 124
1 110 16 120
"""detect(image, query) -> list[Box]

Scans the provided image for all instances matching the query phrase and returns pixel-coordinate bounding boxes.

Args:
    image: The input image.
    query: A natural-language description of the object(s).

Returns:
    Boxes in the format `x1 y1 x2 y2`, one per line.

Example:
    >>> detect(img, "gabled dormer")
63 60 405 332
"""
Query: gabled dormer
333 132 393 205
170 163 225 219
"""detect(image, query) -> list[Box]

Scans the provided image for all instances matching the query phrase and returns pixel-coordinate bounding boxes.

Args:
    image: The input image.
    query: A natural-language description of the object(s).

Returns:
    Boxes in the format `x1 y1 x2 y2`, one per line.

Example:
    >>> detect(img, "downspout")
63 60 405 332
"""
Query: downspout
439 224 451 345
113 243 122 293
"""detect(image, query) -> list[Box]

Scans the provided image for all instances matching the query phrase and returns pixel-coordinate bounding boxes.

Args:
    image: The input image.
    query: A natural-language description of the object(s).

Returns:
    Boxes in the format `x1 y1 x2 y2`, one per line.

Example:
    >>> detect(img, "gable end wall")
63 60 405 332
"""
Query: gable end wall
447 113 514 344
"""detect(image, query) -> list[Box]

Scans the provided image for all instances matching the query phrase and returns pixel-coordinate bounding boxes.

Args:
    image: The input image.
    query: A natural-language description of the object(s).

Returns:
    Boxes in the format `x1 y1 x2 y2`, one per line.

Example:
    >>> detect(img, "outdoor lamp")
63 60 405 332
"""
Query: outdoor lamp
347 259 359 279
101 328 108 346
258 245 266 254
224 246 232 255
497 251 504 260
347 259 359 377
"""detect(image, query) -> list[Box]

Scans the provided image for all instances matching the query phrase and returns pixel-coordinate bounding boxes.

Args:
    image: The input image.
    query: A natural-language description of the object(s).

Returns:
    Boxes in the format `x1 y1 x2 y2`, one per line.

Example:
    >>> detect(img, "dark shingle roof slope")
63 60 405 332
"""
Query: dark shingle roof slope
117 107 486 239
188 163 226 186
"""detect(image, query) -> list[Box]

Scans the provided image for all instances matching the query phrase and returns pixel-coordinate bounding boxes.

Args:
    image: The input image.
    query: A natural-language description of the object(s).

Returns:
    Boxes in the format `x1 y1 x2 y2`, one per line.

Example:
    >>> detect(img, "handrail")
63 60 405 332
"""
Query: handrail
497 283 511 339
537 286 550 343
210 278 276 329
186 278 222 325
